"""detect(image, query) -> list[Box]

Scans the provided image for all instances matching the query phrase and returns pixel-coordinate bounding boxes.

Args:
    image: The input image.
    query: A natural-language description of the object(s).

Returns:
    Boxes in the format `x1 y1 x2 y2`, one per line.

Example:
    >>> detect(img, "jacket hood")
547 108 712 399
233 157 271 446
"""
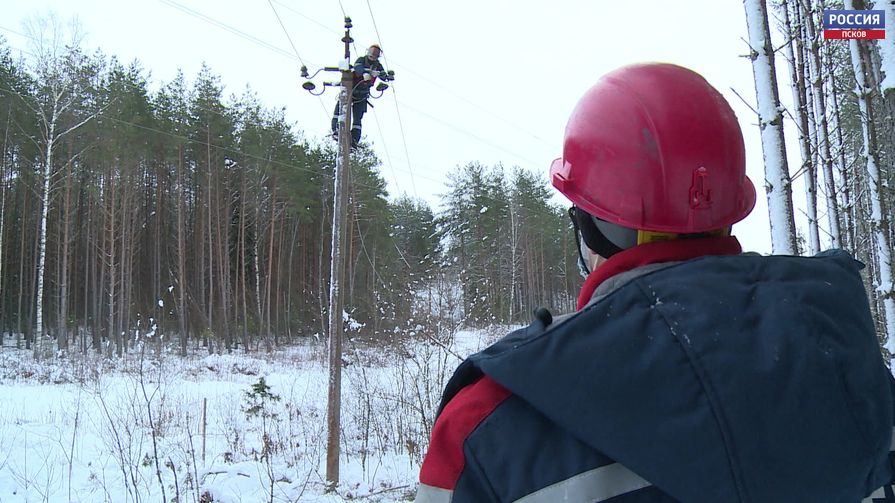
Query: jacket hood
472 250 893 502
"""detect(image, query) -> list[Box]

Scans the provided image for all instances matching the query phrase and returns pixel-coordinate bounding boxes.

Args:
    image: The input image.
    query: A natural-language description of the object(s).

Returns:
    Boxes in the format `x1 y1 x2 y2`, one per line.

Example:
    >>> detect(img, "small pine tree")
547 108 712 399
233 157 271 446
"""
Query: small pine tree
242 377 281 461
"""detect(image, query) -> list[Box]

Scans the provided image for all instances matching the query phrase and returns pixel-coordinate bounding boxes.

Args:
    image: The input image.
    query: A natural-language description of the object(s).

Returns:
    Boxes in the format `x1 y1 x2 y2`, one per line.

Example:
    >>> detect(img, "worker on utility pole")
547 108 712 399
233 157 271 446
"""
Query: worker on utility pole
330 43 388 148
300 18 394 489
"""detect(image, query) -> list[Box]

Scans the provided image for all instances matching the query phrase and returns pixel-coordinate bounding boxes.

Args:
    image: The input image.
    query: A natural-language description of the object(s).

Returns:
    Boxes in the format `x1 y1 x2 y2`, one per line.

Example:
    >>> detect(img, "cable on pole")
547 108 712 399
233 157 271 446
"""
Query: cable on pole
267 0 307 67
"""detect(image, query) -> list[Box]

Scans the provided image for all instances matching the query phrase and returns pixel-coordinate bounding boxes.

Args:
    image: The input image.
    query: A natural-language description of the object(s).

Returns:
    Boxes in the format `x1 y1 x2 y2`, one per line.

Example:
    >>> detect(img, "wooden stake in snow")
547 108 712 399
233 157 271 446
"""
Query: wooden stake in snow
201 397 207 463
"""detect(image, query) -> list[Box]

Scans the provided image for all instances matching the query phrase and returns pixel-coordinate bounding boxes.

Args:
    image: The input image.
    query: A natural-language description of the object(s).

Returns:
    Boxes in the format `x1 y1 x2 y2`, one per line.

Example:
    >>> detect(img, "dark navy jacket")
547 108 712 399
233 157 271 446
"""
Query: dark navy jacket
352 55 384 100
416 237 895 502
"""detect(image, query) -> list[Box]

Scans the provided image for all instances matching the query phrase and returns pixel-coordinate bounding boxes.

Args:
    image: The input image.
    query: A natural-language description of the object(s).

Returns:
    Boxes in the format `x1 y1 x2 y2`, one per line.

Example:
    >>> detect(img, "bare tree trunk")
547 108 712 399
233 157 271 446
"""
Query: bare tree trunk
195 171 206 350
508 199 518 322
784 0 820 254
104 168 120 356
285 218 298 341
254 185 264 347
85 191 97 353
823 44 857 250
0 112 10 338
11 181 28 350
275 211 287 344
317 192 328 337
802 1 843 247
264 186 277 351
205 129 214 353
119 170 136 353
177 146 188 356
25 204 40 348
239 171 249 350
154 161 163 353
89 193 103 352
744 0 798 254
57 154 74 352
214 170 231 351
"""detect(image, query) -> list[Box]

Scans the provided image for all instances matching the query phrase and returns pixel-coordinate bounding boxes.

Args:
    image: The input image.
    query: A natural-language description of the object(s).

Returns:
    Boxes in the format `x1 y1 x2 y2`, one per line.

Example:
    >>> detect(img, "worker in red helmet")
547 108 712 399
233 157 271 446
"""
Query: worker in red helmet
414 63 895 502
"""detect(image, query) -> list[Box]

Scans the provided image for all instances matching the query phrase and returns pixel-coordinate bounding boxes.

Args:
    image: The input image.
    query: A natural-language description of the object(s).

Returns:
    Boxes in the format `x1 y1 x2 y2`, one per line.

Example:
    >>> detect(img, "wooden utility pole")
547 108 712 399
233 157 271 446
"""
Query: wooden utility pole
325 16 353 489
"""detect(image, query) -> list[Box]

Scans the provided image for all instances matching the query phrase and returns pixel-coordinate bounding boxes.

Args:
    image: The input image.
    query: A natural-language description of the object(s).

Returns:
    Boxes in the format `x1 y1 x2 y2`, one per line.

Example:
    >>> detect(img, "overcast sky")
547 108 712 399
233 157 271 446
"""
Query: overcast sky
0 0 787 254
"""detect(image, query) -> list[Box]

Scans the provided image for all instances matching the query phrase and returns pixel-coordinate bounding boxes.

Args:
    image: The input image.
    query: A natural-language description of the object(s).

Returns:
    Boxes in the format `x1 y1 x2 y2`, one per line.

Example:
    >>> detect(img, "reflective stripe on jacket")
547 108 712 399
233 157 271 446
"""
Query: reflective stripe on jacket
416 237 895 502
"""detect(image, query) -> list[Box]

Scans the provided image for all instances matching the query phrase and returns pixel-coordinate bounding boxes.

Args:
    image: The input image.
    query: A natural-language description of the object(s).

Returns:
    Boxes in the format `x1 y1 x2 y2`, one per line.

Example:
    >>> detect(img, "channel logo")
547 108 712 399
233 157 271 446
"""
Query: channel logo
823 10 886 39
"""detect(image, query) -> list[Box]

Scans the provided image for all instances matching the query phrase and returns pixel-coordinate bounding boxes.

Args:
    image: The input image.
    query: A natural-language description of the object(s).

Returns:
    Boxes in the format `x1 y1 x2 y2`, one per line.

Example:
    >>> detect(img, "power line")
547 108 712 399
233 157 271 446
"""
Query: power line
157 2 547 171
394 63 550 147
264 2 362 61
0 9 563 212
270 0 338 35
348 180 392 290
12 6 554 210
366 1 548 149
0 43 36 61
158 0 335 126
0 82 402 196
365 0 384 45
339 0 548 180
94 113 390 191
267 0 307 68
396 98 545 169
157 0 326 125
0 25 40 59
16 93 549 213
369 108 404 196
14 3 550 154
0 77 464 199
382 86 419 193
265 0 331 121
265 4 546 147
0 25 28 39
159 0 317 66
362 0 418 198
304 1 414 199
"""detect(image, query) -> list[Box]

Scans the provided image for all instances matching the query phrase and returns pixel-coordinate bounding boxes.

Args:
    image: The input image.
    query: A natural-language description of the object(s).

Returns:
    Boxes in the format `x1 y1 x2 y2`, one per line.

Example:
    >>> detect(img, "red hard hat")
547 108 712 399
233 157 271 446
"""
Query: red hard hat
550 63 756 233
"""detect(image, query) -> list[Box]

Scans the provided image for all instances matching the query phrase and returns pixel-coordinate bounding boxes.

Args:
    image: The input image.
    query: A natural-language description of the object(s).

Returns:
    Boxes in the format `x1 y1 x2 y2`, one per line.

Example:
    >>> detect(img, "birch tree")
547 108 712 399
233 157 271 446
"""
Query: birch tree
0 31 586 351
744 0 798 254
26 16 100 354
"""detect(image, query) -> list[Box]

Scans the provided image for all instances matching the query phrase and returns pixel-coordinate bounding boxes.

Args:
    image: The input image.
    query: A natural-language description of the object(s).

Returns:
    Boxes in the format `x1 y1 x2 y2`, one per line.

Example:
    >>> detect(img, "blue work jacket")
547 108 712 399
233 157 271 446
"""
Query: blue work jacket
417 237 895 502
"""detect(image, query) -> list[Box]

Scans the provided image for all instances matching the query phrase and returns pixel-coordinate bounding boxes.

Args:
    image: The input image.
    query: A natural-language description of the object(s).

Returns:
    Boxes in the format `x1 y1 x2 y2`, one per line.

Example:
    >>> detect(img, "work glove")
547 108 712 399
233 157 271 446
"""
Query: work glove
363 73 372 81
371 70 380 78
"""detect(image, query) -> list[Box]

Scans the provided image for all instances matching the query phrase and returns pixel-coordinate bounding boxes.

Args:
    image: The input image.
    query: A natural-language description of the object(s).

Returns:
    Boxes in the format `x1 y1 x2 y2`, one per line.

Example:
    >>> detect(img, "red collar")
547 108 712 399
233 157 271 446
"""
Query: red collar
577 236 742 310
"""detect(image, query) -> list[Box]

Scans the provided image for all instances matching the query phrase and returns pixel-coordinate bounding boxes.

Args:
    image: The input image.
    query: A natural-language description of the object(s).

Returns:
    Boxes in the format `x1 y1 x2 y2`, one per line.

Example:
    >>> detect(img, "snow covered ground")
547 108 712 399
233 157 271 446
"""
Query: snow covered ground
0 328 507 502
